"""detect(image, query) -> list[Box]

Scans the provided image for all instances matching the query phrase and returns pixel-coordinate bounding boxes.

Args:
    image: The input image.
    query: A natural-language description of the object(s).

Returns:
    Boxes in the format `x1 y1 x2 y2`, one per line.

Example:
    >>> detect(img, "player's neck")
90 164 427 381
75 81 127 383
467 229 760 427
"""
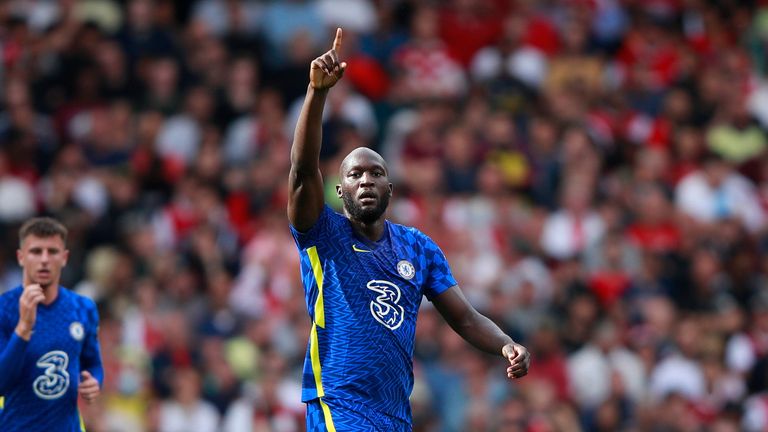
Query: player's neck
348 218 386 242
41 284 60 305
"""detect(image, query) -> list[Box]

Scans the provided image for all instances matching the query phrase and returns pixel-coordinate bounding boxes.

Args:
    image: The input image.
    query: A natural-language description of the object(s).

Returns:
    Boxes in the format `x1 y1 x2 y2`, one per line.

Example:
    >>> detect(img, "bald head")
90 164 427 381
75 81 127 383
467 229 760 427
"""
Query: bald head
339 147 388 178
336 147 392 224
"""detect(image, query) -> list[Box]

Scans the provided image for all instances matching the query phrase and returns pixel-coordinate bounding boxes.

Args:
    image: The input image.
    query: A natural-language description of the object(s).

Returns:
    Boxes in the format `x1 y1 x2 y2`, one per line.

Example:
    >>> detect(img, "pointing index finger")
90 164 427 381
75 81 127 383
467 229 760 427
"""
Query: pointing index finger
332 27 342 54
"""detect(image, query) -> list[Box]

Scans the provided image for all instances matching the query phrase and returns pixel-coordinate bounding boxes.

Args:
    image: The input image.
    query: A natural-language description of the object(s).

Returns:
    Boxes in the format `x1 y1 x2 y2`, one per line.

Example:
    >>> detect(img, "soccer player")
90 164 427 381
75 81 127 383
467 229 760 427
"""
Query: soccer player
288 28 530 431
0 217 103 431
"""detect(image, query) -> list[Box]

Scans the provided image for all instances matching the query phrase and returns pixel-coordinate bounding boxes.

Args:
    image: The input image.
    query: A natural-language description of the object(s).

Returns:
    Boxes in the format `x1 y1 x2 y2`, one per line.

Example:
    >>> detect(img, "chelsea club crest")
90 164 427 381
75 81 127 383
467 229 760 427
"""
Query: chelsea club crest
69 322 84 341
396 260 415 280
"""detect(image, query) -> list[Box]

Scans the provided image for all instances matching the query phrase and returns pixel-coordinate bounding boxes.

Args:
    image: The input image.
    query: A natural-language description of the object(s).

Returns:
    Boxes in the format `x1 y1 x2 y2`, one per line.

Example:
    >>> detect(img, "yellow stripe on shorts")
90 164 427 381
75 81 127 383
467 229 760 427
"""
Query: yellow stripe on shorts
320 398 337 432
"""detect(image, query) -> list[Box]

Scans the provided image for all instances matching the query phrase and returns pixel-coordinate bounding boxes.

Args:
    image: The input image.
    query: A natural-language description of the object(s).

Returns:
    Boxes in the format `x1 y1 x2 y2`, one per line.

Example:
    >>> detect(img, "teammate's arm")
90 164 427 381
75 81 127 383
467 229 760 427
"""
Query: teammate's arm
0 284 45 392
78 302 103 403
288 28 347 231
432 286 530 379
0 333 28 393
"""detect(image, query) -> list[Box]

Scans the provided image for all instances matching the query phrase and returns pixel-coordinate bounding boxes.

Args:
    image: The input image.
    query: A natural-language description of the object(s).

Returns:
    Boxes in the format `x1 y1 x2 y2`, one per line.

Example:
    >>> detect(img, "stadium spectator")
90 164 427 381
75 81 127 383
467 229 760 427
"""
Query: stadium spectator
156 367 219 432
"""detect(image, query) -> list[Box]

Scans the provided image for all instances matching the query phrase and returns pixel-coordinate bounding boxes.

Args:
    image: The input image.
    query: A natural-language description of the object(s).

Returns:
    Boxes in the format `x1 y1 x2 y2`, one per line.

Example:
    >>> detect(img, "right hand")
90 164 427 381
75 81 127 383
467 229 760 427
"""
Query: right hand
16 284 44 340
310 28 347 90
78 371 101 404
502 342 530 380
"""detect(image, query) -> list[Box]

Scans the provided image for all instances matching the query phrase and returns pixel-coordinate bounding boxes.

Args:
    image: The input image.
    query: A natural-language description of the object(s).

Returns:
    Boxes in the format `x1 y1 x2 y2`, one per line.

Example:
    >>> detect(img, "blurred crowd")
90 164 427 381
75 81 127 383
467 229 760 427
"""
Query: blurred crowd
2 0 768 431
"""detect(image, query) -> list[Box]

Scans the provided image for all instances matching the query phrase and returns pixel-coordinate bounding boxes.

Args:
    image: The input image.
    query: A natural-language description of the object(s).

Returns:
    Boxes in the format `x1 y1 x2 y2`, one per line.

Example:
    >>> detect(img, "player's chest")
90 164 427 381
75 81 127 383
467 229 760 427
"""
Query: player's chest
340 243 423 289
331 243 424 325
16 307 86 401
27 309 87 357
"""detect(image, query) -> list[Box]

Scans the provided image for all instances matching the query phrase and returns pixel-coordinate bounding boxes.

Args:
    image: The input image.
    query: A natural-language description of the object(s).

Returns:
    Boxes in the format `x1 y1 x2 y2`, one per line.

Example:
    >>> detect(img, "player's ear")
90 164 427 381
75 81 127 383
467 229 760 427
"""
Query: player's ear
16 248 23 266
336 184 342 198
63 249 69 267
388 183 393 196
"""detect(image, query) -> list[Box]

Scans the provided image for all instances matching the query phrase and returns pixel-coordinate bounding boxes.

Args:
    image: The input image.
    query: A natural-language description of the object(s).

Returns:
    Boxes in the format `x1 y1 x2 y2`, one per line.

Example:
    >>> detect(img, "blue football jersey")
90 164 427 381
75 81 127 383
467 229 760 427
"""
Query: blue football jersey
0 286 103 432
291 205 457 424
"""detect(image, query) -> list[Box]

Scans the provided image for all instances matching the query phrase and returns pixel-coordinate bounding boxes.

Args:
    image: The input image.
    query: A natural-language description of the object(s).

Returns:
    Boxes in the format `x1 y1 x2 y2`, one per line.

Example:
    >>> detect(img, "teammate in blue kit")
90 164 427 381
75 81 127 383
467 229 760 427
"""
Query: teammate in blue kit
0 217 103 432
288 28 530 431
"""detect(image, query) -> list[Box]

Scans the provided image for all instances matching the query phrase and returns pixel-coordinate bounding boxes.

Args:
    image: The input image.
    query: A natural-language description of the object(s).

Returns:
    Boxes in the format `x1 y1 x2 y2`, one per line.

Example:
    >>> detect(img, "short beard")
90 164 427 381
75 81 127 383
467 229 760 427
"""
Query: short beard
342 191 389 224
27 276 52 289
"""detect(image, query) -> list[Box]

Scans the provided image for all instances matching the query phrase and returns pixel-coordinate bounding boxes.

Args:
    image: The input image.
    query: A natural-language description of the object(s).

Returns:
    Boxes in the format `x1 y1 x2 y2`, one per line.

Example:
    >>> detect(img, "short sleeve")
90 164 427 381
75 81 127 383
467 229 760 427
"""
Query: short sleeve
289 205 338 250
422 236 457 300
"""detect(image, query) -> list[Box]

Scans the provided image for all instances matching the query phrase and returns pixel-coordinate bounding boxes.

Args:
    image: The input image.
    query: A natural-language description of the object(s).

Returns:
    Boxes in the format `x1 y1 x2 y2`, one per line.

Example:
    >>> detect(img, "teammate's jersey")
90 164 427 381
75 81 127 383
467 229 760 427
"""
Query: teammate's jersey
290 205 457 424
0 286 103 432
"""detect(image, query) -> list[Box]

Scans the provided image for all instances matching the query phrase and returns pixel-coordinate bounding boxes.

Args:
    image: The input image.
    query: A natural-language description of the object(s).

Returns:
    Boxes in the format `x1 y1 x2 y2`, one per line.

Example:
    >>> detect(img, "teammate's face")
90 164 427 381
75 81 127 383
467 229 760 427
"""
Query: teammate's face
17 235 68 288
337 150 393 224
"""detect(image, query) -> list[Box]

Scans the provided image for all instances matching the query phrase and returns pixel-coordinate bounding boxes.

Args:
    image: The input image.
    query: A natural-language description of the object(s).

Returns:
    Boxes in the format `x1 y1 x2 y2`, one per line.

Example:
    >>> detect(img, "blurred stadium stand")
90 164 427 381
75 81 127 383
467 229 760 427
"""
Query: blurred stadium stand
2 0 768 431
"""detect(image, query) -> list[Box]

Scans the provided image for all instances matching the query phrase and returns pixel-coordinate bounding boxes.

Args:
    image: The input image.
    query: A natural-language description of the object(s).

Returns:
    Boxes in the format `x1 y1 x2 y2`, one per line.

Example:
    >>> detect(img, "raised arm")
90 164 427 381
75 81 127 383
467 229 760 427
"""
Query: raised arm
288 28 347 231
432 286 530 379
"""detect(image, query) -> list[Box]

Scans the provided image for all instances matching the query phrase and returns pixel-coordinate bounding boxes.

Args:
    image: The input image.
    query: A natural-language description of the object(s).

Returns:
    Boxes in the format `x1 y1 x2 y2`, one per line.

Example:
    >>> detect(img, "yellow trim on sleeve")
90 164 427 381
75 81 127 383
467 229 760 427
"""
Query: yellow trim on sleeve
0 396 4 409
307 246 325 328
320 398 337 432
80 411 86 431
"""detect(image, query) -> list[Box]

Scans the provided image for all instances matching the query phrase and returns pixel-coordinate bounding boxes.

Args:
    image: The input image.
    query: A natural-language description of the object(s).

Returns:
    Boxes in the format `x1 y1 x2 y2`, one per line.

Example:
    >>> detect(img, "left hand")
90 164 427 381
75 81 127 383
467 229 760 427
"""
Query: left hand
502 342 530 379
78 370 100 404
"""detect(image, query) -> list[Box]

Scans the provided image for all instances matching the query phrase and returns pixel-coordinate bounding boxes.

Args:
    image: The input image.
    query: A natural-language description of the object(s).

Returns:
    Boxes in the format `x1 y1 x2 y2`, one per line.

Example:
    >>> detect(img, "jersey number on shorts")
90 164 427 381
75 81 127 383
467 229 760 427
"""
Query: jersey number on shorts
33 351 70 400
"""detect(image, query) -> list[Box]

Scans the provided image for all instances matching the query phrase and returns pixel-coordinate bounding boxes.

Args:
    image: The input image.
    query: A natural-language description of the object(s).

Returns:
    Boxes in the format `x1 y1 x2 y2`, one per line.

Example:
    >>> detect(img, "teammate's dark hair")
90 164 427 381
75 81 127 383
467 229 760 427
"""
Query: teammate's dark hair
18 217 68 246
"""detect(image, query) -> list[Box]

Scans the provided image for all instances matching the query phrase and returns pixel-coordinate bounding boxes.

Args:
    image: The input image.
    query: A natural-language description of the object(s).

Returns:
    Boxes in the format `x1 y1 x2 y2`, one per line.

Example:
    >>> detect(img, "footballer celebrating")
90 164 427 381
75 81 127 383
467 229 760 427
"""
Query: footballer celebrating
288 28 530 432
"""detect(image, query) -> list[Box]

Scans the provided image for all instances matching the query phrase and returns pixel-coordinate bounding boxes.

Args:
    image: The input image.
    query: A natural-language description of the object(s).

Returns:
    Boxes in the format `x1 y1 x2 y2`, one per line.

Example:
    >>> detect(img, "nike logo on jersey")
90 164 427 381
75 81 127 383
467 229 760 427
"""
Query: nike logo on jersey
352 244 372 253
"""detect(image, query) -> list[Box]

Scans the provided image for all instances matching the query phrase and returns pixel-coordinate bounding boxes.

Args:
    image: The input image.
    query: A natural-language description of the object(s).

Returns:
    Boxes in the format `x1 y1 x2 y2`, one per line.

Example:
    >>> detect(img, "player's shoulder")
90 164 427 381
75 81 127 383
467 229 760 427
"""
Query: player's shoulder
62 288 100 326
324 204 348 224
61 287 98 310
387 220 436 248
0 287 22 318
0 286 23 303
291 204 347 237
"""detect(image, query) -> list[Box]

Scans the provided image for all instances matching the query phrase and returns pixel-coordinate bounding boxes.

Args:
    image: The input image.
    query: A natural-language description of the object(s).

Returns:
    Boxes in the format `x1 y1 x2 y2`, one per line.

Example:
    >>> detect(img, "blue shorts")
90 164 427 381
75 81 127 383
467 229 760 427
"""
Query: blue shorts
305 397 411 432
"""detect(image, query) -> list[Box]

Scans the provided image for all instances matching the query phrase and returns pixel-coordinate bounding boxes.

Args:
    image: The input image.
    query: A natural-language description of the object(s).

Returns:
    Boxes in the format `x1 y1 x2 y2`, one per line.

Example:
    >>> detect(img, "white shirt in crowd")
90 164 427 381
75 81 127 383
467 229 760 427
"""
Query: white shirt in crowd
541 210 605 260
649 353 706 402
568 344 646 409
676 171 766 233
158 400 220 432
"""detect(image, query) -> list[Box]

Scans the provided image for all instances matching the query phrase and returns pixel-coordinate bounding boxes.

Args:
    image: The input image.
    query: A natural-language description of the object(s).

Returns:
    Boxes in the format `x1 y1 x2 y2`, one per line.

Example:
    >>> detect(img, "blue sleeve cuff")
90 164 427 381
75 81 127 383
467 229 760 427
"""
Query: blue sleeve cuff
88 365 104 386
